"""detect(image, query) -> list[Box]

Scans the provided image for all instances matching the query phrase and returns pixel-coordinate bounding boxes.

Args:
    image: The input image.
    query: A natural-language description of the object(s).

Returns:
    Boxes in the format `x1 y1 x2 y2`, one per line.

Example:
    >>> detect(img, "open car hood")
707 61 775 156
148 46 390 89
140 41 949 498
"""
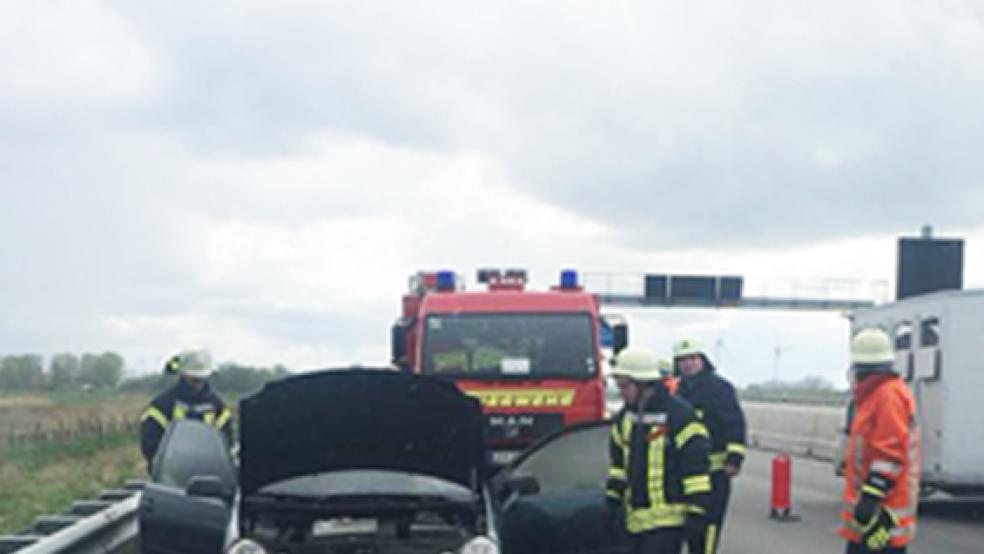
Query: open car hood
239 369 485 497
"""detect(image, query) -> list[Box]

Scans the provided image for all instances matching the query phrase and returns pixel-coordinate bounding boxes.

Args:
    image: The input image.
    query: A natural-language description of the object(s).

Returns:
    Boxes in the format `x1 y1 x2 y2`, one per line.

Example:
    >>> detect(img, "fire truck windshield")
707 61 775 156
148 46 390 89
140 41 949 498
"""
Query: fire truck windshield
421 313 596 379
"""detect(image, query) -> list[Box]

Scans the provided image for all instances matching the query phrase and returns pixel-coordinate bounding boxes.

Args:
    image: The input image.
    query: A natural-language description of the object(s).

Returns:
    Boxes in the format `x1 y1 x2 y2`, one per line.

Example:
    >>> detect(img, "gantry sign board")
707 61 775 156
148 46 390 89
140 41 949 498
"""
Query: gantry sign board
593 274 876 311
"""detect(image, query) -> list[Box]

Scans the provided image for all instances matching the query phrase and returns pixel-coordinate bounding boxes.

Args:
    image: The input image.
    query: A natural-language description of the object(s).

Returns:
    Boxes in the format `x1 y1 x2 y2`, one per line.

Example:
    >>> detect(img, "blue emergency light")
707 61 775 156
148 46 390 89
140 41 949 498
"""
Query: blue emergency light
560 269 579 289
436 271 456 291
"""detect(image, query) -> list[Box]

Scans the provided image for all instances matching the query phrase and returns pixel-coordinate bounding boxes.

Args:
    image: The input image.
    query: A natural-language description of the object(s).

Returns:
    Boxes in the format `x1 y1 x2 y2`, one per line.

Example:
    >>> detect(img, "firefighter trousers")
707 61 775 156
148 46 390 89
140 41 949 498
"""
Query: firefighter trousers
694 471 731 554
846 543 906 554
631 527 683 554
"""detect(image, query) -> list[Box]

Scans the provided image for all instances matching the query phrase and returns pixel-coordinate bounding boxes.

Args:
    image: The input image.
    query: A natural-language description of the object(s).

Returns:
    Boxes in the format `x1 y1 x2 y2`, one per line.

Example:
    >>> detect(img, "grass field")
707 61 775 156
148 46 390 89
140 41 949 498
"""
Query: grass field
0 392 147 449
0 392 150 534
0 430 145 534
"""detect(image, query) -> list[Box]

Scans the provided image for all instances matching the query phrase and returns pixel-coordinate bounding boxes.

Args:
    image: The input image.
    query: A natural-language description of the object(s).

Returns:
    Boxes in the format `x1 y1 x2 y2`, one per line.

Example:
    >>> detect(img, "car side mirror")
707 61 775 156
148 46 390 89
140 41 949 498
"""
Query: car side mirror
502 474 540 497
186 475 233 504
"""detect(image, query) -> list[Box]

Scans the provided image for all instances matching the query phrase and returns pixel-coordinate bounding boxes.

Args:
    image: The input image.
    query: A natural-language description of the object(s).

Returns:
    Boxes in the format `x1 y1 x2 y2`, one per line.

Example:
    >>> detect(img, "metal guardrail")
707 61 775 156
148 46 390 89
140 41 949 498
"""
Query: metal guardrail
0 480 143 554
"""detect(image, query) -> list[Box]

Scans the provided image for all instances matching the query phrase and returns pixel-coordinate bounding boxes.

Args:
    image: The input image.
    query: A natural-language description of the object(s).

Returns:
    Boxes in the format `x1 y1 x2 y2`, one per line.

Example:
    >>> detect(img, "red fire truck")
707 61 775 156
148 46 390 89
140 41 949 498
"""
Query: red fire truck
391 269 627 464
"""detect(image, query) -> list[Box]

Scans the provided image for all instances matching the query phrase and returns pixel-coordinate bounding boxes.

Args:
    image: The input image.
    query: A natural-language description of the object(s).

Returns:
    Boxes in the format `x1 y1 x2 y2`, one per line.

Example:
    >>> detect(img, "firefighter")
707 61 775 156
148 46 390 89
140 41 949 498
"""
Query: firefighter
606 347 713 554
673 338 746 554
839 328 919 553
140 349 233 471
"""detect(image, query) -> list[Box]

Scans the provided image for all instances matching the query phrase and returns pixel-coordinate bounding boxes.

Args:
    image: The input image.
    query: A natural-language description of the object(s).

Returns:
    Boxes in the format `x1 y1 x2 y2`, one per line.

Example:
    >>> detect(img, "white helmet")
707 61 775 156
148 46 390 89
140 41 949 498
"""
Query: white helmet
171 349 215 379
610 347 662 382
850 328 894 366
672 337 704 359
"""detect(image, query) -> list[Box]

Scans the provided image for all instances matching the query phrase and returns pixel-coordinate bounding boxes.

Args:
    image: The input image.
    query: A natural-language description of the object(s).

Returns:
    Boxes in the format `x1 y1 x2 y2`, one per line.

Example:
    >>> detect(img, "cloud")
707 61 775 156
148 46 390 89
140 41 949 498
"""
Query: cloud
2 1 983 384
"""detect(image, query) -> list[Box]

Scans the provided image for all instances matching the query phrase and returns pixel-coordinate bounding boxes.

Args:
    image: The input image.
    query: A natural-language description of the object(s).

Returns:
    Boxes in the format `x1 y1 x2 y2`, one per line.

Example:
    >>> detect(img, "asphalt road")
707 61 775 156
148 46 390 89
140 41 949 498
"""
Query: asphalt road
722 450 984 554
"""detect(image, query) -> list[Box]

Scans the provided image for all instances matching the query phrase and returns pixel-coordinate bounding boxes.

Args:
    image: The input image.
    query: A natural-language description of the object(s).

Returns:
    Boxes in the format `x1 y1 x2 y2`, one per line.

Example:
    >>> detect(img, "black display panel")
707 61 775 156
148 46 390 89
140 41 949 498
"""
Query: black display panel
897 238 963 300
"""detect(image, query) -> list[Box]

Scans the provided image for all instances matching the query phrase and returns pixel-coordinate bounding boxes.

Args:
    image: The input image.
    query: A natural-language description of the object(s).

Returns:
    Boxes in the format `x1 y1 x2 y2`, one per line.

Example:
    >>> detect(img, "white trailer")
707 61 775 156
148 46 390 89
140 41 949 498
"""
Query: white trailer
852 289 984 495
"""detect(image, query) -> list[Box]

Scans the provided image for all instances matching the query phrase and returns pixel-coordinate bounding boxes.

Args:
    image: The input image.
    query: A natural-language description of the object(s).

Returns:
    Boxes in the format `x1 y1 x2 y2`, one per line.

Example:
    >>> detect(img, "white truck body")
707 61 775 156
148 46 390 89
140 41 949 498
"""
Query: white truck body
852 289 984 494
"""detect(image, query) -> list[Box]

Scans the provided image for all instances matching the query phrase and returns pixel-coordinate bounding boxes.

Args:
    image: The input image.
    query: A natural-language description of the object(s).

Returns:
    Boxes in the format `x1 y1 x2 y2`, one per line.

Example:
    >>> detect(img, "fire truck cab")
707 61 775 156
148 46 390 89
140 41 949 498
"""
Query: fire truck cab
391 269 626 464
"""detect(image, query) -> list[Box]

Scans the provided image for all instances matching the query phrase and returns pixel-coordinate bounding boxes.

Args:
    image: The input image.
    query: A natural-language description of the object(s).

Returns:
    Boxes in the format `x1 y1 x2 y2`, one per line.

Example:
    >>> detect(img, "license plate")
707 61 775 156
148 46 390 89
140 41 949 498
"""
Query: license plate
490 450 520 465
313 518 379 536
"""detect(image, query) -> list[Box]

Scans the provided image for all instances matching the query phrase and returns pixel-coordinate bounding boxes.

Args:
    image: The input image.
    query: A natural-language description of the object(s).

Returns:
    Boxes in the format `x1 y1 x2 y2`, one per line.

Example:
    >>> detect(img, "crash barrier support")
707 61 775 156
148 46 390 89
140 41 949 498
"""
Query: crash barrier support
0 480 143 554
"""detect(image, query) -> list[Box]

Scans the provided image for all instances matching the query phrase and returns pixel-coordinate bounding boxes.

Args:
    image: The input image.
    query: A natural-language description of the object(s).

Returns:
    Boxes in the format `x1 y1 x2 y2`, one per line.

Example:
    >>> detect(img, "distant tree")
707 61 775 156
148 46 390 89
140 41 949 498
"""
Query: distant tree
798 375 835 391
97 358 291 395
119 373 171 394
741 375 845 404
0 354 45 391
78 352 124 389
49 353 80 388
208 362 291 395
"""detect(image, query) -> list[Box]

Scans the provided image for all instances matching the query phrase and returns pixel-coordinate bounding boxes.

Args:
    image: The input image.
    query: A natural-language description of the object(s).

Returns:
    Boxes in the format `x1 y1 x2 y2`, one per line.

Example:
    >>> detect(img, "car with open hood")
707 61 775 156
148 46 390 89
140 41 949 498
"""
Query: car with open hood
140 368 629 554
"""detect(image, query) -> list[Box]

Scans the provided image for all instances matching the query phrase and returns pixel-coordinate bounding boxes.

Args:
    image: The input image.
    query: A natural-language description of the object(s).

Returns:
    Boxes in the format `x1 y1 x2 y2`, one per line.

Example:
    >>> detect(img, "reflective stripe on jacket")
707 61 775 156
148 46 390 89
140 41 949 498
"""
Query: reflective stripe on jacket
607 385 712 533
839 374 920 547
140 380 233 466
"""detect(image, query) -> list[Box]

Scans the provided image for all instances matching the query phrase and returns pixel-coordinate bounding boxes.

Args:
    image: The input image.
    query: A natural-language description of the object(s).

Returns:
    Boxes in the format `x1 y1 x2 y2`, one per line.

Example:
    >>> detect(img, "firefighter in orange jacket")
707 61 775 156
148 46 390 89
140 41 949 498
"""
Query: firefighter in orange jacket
839 328 920 553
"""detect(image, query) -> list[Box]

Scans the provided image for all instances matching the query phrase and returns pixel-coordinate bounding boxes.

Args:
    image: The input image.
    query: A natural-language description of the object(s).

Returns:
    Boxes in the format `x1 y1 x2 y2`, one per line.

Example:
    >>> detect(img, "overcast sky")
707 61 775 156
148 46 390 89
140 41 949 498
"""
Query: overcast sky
3 1 984 386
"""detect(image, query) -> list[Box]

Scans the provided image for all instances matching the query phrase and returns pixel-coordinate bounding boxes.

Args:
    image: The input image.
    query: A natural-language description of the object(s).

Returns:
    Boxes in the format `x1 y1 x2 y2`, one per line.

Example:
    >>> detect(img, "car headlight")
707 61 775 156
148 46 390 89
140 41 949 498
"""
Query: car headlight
460 536 499 554
226 539 268 554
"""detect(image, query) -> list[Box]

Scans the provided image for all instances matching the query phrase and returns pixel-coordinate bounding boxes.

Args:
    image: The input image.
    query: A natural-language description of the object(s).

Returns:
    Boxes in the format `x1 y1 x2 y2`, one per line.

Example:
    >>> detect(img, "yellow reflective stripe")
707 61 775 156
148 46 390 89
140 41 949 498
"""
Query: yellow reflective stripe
605 489 623 501
674 422 708 448
611 422 626 448
214 409 231 429
626 509 687 532
726 443 747 456
203 412 215 425
141 406 169 429
683 474 712 495
172 403 187 420
609 467 627 480
862 485 887 498
648 433 665 509
620 416 631 482
709 452 727 471
704 524 718 554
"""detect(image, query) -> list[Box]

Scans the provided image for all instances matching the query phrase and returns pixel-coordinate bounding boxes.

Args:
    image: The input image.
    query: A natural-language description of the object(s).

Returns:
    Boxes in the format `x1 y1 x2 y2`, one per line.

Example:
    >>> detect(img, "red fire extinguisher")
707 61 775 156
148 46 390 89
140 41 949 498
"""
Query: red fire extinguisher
770 453 800 521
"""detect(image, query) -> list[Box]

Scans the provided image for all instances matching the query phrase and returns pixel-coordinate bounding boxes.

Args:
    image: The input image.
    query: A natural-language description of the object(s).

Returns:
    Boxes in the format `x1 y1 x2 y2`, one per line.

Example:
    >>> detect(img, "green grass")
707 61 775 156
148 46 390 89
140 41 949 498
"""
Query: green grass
0 430 145 534
47 389 144 406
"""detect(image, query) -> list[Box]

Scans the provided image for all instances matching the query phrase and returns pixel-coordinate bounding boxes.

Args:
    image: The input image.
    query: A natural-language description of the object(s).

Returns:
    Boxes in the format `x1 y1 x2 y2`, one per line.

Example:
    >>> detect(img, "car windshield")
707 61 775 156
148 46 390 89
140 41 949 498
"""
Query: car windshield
508 423 608 495
422 313 596 379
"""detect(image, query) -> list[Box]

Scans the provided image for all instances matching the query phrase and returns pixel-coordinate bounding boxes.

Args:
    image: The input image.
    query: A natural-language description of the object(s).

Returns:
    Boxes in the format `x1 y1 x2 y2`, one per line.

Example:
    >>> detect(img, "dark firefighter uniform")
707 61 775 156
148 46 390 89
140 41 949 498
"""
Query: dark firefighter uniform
140 374 233 470
607 348 713 553
674 339 747 554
